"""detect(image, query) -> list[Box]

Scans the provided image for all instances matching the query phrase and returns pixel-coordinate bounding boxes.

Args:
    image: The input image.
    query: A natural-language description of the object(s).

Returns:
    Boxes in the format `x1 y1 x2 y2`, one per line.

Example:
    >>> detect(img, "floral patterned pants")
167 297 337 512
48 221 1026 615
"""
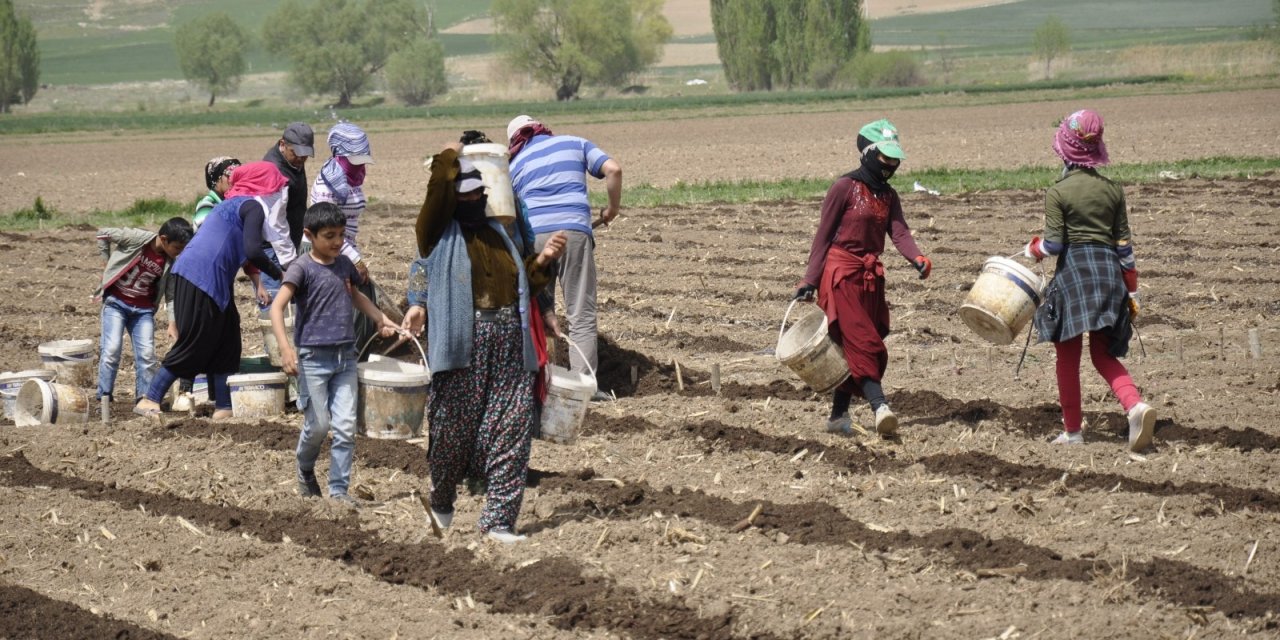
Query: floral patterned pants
427 318 536 532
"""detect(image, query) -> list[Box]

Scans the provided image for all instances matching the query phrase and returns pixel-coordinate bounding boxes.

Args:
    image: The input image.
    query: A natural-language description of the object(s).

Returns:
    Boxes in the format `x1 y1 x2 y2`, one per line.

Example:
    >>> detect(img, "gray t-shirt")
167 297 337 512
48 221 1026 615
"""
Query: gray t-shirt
283 253 363 348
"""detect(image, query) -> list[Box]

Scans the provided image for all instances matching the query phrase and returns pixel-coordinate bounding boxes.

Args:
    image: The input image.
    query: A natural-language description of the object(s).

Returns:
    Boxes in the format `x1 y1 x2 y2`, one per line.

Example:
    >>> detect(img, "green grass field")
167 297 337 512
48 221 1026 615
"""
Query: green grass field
21 0 493 85
17 0 1277 86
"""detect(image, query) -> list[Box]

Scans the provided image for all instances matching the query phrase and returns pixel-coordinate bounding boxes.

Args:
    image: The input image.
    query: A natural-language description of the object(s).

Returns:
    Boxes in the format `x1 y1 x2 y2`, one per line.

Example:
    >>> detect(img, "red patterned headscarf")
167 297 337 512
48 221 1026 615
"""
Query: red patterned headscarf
1053 109 1110 168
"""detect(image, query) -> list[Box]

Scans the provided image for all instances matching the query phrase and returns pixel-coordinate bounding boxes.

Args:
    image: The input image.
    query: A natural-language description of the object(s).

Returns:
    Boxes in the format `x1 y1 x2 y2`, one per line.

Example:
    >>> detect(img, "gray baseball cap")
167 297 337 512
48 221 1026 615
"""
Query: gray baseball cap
282 122 314 157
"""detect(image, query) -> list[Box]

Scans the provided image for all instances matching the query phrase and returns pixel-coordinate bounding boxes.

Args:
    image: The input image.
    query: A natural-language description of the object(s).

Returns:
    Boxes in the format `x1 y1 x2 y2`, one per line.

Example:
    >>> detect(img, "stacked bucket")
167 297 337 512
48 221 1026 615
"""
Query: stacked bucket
1 340 96 426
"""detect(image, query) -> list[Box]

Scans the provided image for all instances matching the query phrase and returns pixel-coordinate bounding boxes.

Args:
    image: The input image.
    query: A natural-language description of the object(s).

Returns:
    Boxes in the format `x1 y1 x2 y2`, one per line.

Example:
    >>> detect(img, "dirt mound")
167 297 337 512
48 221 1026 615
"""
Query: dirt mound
0 583 179 640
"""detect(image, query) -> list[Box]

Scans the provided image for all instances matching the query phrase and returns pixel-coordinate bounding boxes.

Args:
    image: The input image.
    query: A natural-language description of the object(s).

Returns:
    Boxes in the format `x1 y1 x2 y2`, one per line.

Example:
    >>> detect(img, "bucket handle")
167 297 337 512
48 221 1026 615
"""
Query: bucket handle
556 335 597 379
357 331 430 372
777 298 814 356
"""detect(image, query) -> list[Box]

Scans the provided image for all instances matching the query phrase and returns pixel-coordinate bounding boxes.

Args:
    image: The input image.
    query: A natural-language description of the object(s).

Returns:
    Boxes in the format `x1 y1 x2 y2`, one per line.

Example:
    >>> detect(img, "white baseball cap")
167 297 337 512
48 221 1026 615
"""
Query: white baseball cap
506 115 537 142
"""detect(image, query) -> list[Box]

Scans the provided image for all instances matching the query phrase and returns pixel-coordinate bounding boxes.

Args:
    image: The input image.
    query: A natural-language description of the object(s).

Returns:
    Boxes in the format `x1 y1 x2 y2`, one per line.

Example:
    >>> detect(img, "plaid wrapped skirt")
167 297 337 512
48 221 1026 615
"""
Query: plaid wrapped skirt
1033 243 1133 357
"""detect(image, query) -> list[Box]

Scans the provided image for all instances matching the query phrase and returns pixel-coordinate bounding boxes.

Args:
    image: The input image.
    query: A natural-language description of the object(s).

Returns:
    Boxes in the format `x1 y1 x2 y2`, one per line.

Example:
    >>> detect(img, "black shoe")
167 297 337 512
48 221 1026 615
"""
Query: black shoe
297 471 321 498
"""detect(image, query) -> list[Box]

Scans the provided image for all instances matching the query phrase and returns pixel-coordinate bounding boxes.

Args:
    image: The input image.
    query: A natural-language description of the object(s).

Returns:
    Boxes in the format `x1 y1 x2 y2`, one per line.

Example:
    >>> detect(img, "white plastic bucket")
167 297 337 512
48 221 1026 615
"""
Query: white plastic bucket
14 379 91 426
539 339 597 445
258 315 295 368
356 335 431 439
228 372 288 418
422 144 517 223
1 370 56 421
38 339 96 388
776 300 850 394
959 256 1044 345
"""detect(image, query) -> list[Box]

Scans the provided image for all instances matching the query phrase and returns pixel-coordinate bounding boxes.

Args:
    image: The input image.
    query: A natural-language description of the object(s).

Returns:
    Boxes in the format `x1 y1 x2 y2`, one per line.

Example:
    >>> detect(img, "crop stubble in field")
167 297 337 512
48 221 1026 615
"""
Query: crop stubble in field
0 164 1278 635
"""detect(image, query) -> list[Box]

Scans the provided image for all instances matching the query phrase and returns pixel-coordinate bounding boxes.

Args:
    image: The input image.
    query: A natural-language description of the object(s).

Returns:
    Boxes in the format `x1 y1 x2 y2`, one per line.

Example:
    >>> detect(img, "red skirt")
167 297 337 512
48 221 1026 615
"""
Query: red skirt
817 246 889 391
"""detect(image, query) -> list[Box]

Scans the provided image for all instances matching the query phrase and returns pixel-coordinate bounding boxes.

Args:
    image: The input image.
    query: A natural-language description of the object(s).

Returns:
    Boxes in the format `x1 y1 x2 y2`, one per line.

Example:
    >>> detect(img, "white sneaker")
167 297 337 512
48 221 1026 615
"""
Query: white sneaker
826 415 853 436
1127 403 1156 452
1052 430 1084 445
486 528 527 544
171 392 193 413
874 405 898 436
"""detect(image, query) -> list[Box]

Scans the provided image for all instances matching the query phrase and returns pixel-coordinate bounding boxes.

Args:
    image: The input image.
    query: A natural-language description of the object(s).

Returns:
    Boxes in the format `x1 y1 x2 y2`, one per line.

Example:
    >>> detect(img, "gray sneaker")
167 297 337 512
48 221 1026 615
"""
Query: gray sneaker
874 405 898 437
297 471 321 498
1127 402 1156 452
330 493 362 508
825 415 854 436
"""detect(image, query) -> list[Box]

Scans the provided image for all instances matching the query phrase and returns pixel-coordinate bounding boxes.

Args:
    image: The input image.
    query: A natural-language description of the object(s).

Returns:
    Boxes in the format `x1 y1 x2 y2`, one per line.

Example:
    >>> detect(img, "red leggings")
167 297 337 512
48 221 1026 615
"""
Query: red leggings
1054 332 1142 433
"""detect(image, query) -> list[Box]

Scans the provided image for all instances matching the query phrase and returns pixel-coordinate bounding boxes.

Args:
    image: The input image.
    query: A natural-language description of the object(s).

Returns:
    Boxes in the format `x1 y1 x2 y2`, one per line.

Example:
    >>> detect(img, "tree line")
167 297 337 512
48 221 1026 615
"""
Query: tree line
0 0 38 113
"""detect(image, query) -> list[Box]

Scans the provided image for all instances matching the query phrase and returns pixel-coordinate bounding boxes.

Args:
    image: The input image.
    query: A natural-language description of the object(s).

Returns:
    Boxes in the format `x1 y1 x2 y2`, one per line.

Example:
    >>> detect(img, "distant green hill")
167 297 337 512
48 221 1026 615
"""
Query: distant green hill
19 0 492 85
17 0 1276 86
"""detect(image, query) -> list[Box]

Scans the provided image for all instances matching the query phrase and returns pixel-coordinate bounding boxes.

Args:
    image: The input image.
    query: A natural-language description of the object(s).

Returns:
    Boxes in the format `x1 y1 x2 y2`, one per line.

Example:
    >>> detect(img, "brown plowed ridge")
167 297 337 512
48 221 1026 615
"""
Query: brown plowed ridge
0 454 768 640
0 583 180 640
147 419 1280 618
536 468 1280 619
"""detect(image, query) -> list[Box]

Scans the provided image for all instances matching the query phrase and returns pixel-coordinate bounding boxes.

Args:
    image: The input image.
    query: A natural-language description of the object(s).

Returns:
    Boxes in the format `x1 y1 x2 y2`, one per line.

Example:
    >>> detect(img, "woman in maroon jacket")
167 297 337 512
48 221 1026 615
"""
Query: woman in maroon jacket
796 119 932 437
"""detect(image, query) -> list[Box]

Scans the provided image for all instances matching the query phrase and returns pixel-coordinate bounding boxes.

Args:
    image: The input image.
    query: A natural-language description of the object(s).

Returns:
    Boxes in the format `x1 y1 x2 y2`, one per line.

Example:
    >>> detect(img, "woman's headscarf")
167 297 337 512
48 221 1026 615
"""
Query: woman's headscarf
319 122 374 203
1053 109 1110 168
204 157 241 191
226 161 288 198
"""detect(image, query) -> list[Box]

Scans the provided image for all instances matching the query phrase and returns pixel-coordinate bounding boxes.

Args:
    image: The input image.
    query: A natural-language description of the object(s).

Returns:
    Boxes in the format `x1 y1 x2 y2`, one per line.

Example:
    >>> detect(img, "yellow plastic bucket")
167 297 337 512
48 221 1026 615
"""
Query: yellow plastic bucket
959 256 1044 345
775 300 849 394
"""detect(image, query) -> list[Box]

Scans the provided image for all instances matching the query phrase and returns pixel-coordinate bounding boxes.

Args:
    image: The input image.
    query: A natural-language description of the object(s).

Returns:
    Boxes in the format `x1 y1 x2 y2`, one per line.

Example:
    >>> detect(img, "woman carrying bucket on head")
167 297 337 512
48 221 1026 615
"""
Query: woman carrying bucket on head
402 139 566 544
794 119 932 438
1023 109 1156 451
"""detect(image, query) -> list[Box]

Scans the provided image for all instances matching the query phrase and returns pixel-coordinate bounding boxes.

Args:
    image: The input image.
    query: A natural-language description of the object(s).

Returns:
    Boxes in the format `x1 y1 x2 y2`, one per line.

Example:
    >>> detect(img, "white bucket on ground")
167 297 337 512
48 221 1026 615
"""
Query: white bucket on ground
228 372 288 418
1 370 56 421
356 335 430 439
959 256 1045 346
38 339 96 388
776 300 849 394
423 144 517 223
259 314 295 368
539 339 597 445
14 379 91 426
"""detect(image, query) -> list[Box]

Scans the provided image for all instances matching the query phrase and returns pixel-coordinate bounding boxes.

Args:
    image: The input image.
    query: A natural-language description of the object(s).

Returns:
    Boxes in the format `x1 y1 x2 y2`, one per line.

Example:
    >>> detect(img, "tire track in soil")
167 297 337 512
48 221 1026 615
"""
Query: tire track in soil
0 583 181 640
145 419 1280 619
0 453 770 640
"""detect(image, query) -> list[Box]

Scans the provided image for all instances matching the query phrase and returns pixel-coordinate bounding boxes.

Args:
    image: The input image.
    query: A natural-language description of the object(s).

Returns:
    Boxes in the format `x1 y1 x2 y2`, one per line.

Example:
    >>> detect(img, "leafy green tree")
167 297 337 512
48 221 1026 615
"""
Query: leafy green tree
1032 16 1070 79
0 0 39 113
263 0 429 107
174 13 250 107
712 0 867 91
384 37 447 106
492 0 673 101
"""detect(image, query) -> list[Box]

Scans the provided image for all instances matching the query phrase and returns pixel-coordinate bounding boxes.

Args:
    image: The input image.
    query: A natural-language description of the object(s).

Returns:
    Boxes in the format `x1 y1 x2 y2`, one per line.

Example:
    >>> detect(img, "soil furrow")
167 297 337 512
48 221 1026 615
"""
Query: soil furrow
0 453 769 640
0 582 181 640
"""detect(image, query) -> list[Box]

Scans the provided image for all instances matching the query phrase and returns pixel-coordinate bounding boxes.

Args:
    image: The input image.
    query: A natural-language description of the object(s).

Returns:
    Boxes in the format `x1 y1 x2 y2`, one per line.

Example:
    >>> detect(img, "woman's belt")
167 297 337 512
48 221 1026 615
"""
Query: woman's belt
475 305 518 322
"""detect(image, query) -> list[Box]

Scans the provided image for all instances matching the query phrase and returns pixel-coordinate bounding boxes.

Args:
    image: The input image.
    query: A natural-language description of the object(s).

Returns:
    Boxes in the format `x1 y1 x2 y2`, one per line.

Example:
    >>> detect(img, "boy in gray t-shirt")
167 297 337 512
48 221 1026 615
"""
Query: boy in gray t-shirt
270 203 399 503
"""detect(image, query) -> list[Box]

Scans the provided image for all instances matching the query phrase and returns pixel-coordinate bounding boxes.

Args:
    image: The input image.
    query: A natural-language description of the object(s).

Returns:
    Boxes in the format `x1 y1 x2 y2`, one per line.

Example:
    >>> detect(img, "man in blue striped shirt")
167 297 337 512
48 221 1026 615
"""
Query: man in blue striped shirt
507 115 623 390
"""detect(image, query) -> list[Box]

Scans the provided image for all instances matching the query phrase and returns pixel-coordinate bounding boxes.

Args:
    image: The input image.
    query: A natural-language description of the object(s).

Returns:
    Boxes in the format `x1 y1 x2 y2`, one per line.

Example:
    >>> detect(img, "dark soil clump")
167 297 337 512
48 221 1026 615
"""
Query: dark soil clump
0 582 180 640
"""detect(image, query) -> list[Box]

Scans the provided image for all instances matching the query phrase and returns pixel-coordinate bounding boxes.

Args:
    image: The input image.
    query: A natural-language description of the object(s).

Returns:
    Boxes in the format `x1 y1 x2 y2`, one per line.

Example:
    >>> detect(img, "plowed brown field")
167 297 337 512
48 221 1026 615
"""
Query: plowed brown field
1 90 1279 638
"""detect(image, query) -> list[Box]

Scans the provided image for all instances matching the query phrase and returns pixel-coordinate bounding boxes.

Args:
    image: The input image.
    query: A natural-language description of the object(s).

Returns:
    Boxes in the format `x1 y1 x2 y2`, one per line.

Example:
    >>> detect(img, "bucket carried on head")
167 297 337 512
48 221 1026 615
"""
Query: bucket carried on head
422 143 517 223
776 300 850 394
38 339 96 388
540 338 598 445
959 256 1044 345
1 369 56 421
14 379 91 426
357 334 431 440
228 372 288 418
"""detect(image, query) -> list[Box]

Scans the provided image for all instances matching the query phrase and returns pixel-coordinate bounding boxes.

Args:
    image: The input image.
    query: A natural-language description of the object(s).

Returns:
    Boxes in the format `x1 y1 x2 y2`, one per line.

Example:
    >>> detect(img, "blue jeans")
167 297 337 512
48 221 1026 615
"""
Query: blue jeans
295 345 358 496
98 296 156 401
256 246 286 313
